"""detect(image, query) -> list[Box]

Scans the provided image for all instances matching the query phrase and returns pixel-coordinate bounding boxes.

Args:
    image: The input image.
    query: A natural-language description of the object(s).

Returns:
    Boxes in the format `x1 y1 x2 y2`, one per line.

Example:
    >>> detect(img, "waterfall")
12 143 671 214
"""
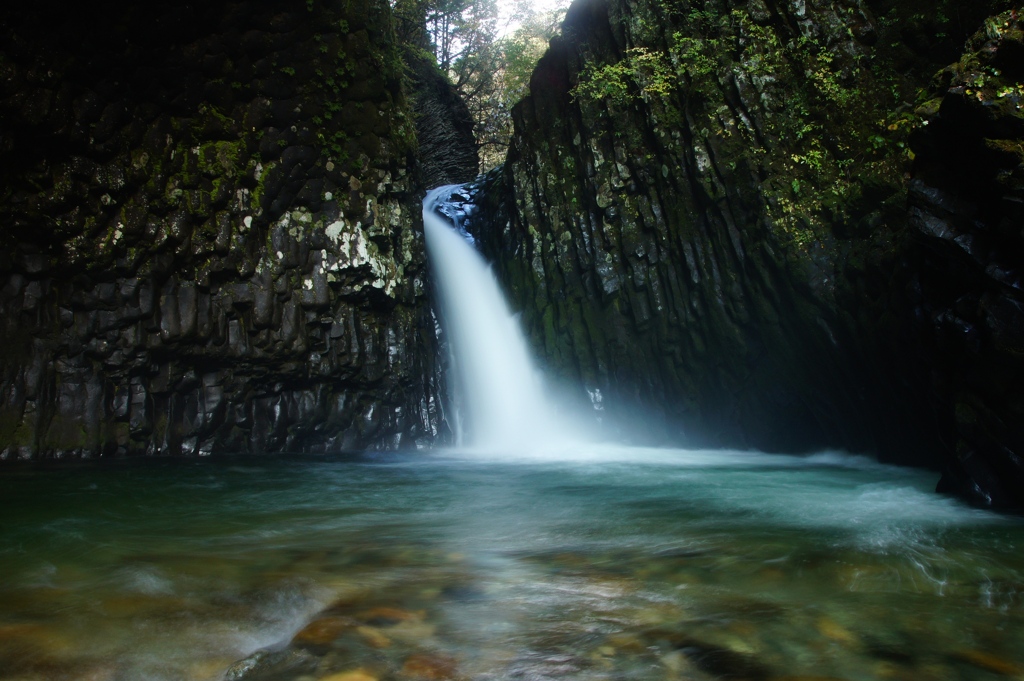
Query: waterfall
423 185 569 450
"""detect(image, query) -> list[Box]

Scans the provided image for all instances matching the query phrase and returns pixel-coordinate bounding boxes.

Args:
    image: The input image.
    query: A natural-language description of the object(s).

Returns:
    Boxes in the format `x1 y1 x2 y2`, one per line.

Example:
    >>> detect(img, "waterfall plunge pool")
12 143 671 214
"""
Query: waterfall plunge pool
3 189 1021 680
1 449 1023 681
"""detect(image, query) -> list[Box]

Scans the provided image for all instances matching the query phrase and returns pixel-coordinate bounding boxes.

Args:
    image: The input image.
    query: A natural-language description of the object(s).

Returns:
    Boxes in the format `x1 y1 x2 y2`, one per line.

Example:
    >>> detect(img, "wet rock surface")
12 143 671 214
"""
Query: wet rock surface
468 0 1023 504
0 0 448 457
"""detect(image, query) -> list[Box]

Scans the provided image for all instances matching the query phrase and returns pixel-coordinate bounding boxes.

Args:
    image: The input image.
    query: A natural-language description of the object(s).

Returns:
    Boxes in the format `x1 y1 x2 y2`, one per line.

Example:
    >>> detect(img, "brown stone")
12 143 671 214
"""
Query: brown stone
401 653 459 680
356 626 392 649
292 616 356 646
816 618 859 646
357 607 423 625
319 669 379 681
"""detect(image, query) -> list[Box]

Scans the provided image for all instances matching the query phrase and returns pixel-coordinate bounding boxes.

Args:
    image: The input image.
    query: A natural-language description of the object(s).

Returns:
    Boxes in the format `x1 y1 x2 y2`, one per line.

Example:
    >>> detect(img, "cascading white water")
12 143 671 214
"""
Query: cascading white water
423 185 569 450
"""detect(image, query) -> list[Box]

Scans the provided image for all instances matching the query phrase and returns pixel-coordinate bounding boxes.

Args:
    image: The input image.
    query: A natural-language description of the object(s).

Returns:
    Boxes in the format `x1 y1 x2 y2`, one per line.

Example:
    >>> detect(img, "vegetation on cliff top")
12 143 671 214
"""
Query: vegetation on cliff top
395 0 568 168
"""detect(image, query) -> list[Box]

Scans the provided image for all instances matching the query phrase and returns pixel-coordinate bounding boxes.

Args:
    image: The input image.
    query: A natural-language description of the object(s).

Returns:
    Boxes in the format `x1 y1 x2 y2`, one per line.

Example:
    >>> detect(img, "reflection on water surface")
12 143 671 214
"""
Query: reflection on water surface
1 448 1022 681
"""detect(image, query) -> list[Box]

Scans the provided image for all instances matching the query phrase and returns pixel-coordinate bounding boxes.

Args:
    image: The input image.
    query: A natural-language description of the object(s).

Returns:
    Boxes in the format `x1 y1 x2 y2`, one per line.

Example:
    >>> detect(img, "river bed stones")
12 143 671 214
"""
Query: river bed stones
5 458 1024 681
219 533 1024 681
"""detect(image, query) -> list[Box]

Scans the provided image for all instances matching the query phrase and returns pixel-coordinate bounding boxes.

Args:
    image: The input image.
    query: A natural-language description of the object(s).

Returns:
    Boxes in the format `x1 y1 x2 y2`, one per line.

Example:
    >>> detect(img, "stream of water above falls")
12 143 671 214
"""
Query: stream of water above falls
2 451 1023 681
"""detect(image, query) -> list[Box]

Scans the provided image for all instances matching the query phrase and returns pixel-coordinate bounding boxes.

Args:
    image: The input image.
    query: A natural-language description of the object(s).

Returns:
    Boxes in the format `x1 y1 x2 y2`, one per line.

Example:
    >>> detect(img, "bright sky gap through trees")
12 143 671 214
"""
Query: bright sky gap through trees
409 0 570 168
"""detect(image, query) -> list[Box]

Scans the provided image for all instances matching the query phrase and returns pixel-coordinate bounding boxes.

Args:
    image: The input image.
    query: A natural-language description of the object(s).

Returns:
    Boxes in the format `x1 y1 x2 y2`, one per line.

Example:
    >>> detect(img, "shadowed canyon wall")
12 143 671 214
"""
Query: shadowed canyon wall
469 0 1024 506
0 0 475 457
908 17 1024 505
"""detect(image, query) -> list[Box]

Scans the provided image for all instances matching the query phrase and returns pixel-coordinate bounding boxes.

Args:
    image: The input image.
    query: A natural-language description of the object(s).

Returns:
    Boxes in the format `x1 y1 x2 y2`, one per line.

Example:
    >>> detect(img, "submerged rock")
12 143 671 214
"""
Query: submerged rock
676 638 773 680
950 649 1023 676
293 616 358 648
320 669 381 681
400 652 459 680
223 648 319 680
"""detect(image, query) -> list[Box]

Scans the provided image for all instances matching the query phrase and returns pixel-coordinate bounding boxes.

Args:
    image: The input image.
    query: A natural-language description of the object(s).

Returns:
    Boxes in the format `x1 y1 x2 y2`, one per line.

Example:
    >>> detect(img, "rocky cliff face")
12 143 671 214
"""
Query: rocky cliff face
0 0 452 457
468 0 1022 504
391 0 480 189
909 11 1024 506
403 50 480 189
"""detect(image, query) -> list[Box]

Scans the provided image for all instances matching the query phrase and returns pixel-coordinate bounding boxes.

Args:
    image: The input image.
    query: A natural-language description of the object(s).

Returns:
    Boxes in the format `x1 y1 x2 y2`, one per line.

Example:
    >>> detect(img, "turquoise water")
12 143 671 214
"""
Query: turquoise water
1 447 1023 681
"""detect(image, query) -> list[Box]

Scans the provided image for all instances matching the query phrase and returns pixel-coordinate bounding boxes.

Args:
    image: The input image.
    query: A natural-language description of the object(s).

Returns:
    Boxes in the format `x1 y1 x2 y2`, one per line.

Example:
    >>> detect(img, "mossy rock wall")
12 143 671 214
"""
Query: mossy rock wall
470 0 1022 505
0 0 449 457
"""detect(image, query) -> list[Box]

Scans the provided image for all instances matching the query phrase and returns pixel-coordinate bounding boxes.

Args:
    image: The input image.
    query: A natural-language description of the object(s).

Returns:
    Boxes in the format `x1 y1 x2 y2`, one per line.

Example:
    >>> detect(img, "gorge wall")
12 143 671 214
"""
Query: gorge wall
909 18 1024 505
469 0 1024 506
0 0 475 457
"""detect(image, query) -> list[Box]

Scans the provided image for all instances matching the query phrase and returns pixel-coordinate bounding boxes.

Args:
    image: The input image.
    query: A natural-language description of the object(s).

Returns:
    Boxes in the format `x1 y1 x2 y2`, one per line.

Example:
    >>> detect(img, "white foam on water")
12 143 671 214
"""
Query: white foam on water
430 443 1006 550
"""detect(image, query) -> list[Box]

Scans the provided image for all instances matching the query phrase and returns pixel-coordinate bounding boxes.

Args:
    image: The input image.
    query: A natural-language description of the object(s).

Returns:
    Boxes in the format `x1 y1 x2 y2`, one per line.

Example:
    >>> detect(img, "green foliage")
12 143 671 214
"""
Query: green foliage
317 129 351 160
410 0 569 169
412 0 497 73
568 2 926 254
498 6 565 104
572 57 635 104
302 5 396 171
672 35 718 79
489 18 568 166
571 6 733 107
573 47 677 105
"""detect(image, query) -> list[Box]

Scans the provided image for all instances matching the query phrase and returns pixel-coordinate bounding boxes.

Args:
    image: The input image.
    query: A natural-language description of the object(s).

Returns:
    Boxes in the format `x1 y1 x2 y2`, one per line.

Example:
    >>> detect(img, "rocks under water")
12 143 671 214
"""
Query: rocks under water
2 454 1022 680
